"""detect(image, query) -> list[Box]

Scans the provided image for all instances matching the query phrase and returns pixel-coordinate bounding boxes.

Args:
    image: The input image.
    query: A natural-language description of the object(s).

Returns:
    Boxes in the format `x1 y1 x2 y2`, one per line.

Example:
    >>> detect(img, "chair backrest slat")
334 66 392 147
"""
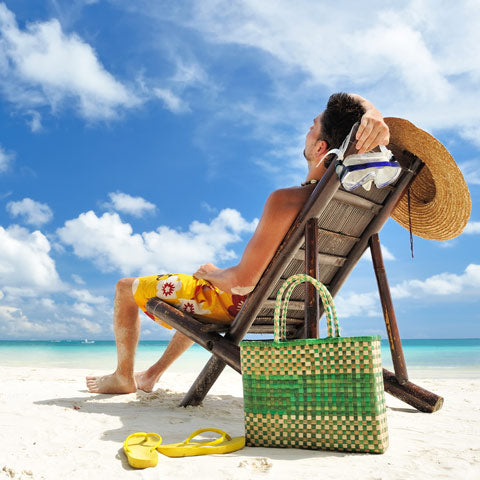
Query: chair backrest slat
246 153 424 337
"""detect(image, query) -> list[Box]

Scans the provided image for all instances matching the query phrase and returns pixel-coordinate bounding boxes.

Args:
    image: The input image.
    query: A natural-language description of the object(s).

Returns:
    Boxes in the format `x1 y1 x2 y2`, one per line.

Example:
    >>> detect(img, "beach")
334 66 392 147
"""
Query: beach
0 342 479 479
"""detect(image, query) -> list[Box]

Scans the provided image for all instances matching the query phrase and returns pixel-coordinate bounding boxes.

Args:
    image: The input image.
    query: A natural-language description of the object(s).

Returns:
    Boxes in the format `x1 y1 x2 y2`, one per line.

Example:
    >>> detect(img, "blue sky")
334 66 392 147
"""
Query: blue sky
0 0 479 340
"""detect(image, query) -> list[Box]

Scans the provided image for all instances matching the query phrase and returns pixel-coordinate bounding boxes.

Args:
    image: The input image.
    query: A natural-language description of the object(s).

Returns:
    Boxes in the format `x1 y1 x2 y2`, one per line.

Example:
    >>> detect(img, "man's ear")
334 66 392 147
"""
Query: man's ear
314 140 329 159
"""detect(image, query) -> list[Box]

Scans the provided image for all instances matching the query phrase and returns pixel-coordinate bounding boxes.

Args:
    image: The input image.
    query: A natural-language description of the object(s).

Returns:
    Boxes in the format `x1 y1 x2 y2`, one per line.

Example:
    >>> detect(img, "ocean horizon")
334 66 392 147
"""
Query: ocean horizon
1 338 479 378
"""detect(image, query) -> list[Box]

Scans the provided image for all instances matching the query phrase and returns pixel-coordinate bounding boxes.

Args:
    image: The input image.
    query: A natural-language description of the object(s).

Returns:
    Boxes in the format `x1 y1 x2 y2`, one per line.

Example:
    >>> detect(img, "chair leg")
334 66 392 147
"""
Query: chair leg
304 218 319 339
383 369 443 412
180 356 227 407
369 233 408 384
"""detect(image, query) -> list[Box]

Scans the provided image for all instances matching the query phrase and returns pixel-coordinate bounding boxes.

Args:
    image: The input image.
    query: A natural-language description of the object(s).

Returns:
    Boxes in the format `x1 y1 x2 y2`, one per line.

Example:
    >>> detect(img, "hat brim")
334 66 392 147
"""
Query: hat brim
384 117 471 241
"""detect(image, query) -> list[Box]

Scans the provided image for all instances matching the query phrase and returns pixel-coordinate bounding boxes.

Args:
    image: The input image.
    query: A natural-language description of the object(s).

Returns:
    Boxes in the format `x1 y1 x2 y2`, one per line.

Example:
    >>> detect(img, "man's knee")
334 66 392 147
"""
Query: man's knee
116 277 136 300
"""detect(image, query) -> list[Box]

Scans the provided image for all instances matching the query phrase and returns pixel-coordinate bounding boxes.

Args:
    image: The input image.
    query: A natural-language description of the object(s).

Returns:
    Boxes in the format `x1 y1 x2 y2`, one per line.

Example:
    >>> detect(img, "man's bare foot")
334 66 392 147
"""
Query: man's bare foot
193 262 222 279
193 263 236 293
86 371 137 394
134 371 159 393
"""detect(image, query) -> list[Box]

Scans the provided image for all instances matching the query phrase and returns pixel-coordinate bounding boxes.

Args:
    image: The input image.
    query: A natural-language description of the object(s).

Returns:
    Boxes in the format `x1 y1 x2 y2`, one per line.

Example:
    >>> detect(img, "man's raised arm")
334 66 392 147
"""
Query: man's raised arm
349 94 390 153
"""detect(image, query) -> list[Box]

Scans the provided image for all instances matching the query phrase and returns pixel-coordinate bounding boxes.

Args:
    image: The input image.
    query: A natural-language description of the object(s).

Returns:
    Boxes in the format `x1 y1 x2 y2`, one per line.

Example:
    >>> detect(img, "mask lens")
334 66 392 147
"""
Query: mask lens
373 161 402 188
340 168 377 191
338 156 401 191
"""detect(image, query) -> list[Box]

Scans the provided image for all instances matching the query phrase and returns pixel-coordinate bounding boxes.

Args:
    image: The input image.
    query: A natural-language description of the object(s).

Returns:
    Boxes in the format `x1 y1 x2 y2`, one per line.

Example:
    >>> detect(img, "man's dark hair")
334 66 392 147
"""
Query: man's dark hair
320 93 365 149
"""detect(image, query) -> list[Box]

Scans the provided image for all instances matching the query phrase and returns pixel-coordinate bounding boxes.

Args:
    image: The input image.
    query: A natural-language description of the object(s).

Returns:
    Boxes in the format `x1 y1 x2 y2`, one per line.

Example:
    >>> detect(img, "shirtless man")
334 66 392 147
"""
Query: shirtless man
86 93 389 394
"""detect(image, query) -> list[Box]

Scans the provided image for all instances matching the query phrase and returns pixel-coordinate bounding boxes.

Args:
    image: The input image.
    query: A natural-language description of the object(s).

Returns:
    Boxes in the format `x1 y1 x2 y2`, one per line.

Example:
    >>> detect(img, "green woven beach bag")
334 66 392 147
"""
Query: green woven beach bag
240 274 389 453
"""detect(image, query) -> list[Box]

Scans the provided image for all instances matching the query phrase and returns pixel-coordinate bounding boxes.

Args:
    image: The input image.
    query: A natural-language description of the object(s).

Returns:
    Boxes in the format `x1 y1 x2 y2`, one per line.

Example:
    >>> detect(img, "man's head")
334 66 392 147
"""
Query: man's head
304 92 365 164
321 93 366 149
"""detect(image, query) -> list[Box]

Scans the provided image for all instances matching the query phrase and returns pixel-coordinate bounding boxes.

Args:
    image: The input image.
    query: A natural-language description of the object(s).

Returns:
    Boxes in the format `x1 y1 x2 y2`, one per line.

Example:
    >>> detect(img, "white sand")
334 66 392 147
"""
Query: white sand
0 366 478 480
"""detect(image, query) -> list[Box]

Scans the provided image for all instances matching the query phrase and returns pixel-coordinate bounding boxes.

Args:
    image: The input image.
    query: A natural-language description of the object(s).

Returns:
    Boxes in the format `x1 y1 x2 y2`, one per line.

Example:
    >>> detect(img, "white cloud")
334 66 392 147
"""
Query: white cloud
146 0 480 145
0 304 78 338
335 291 380 319
0 3 138 119
41 298 55 309
0 225 63 294
27 109 42 132
0 223 112 338
77 317 102 334
151 58 210 113
69 288 108 305
153 87 189 114
6 198 53 226
463 221 480 234
72 302 95 316
392 264 480 299
335 264 480 319
0 291 112 338
201 201 218 214
0 144 14 173
171 59 208 87
0 306 49 335
71 274 85 285
105 192 156 217
57 208 258 275
0 303 105 338
459 160 480 186
361 244 395 262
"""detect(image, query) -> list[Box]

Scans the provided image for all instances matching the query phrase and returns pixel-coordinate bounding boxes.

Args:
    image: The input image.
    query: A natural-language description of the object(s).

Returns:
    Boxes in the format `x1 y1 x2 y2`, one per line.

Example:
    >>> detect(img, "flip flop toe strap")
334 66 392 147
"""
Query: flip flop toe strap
124 432 163 453
183 428 230 447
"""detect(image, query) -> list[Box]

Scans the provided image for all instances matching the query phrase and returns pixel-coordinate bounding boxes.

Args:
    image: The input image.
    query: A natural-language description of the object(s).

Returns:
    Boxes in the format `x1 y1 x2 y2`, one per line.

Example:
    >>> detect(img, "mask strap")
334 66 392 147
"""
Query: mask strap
315 123 357 168
315 147 343 168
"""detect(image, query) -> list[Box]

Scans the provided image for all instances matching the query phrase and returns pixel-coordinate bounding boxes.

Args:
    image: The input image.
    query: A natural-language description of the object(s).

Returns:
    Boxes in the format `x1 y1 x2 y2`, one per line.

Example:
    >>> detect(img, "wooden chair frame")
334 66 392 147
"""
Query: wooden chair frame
147 142 444 413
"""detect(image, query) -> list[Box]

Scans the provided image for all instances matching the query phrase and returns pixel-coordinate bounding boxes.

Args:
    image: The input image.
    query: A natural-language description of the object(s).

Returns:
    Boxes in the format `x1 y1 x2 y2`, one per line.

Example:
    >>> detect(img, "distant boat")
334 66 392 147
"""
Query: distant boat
81 339 95 344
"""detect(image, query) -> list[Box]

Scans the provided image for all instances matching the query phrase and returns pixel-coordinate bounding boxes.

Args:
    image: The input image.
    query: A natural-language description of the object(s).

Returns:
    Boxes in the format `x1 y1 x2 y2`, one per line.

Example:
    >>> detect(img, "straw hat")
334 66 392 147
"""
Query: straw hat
384 117 471 241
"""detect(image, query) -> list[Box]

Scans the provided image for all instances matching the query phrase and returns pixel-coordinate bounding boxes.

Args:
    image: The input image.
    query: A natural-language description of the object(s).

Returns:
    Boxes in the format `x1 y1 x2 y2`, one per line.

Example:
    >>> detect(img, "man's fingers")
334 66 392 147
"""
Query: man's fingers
358 130 388 153
356 121 390 153
356 118 374 151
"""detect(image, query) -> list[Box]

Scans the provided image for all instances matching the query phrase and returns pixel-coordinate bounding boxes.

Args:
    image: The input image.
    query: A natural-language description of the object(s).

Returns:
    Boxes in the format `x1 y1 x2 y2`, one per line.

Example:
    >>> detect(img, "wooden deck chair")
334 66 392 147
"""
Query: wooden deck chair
146 125 443 413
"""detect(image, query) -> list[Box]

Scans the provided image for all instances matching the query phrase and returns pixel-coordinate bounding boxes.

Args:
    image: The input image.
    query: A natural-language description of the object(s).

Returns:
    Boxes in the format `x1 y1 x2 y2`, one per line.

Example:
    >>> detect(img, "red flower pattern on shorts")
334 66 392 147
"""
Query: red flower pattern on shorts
162 282 175 296
227 294 248 318
145 311 156 321
178 298 211 315
156 275 182 299
183 302 195 314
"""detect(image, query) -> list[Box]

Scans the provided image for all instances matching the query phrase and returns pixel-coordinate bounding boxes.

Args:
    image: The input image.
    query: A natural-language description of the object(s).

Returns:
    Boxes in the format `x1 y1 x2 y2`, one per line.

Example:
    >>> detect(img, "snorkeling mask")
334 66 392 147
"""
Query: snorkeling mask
317 124 401 191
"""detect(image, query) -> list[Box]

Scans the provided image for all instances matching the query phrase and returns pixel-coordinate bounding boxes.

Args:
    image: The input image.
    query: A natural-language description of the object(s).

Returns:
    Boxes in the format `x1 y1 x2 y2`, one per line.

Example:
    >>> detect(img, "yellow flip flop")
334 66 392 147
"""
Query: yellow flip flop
157 428 245 458
123 432 162 469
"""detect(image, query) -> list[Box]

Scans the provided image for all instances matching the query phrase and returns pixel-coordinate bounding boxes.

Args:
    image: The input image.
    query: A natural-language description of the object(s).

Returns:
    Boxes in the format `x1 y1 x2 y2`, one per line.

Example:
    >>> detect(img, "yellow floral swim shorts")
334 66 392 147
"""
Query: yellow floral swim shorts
132 273 248 329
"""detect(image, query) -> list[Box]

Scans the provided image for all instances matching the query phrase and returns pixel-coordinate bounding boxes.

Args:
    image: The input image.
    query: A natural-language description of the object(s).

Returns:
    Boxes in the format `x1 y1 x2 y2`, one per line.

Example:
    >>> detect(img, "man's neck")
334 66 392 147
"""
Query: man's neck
305 159 327 183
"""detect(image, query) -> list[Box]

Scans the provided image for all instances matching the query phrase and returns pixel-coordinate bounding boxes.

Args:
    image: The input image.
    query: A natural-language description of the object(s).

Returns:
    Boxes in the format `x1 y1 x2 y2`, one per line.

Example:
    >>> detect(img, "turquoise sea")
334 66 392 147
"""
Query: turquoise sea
0 339 479 378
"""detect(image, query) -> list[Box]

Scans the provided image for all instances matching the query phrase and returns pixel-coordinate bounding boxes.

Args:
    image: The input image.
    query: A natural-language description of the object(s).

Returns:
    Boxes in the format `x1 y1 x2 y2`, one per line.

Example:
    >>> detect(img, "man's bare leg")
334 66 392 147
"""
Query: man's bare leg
86 278 194 394
86 278 139 393
135 331 194 392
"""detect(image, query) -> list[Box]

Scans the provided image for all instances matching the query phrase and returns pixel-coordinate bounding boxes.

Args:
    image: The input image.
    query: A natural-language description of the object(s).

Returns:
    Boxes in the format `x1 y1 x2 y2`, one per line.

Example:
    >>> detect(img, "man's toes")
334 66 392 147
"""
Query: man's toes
86 377 100 391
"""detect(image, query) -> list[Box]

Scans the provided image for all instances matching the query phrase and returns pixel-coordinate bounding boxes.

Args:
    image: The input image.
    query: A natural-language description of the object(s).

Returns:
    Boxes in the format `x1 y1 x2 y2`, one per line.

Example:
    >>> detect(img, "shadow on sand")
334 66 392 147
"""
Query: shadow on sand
35 387 350 468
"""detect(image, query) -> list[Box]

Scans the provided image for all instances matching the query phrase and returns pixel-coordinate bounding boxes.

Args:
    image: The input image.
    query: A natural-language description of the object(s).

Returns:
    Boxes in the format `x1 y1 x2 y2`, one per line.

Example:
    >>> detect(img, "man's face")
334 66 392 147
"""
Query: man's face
304 113 323 162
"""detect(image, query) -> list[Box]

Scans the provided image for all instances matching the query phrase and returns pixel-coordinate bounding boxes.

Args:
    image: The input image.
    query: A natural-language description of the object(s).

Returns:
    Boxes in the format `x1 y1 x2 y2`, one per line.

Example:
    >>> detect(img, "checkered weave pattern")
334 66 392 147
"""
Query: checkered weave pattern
240 274 388 453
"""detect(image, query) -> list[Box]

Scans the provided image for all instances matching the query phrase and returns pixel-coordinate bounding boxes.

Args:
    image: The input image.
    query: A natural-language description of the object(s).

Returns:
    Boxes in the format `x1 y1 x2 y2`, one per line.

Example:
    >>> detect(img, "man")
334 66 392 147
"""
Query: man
86 93 389 394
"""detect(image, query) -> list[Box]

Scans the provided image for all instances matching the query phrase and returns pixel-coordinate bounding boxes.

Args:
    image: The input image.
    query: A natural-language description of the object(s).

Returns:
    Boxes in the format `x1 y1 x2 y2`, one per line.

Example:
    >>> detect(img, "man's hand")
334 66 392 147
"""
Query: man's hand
355 109 390 154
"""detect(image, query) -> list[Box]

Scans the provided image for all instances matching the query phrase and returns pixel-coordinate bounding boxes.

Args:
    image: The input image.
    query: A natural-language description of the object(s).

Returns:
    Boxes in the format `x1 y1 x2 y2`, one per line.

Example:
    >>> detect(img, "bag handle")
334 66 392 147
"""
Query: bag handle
273 274 340 342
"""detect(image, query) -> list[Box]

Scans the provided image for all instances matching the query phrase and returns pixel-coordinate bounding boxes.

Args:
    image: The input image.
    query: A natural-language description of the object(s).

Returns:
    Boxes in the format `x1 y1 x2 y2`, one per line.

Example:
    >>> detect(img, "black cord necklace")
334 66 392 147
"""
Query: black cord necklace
300 179 318 187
